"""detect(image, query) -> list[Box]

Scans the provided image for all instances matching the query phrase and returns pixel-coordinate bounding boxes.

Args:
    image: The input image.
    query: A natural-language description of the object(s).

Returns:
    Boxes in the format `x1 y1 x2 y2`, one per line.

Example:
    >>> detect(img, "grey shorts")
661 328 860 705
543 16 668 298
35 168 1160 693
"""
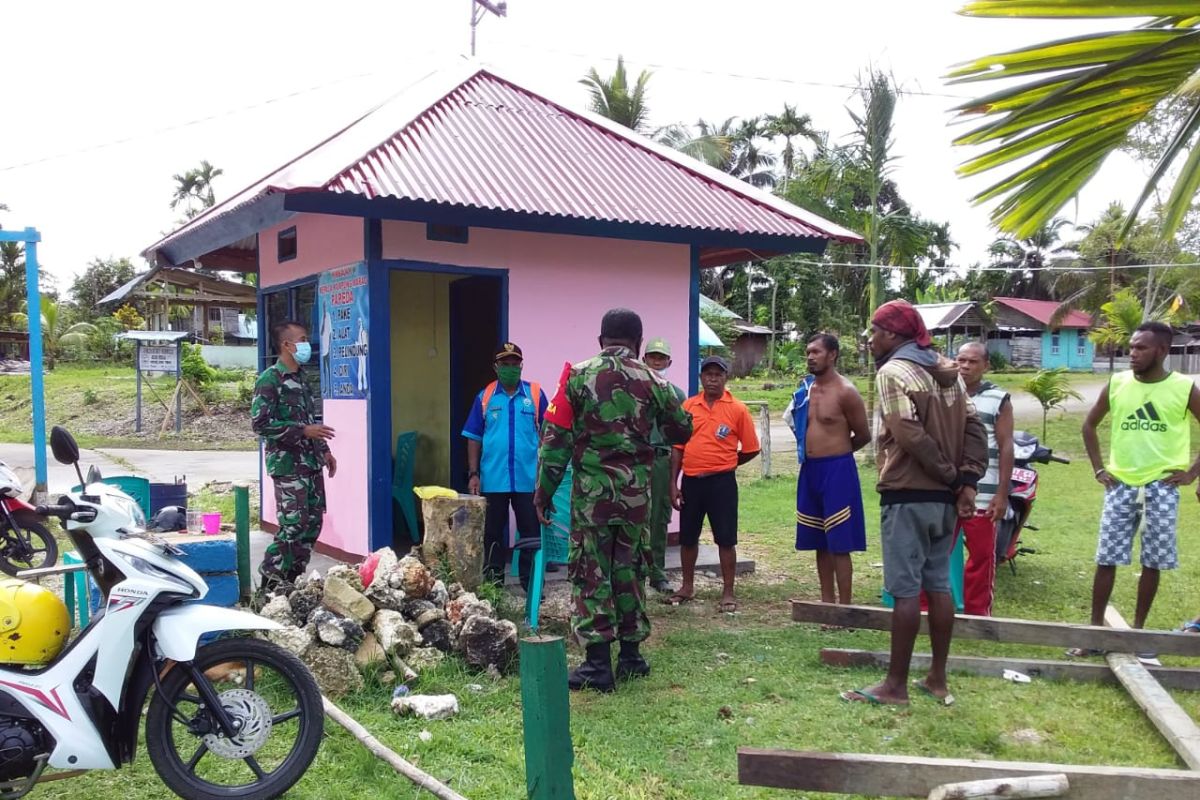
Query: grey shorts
881 502 958 599
1096 480 1179 570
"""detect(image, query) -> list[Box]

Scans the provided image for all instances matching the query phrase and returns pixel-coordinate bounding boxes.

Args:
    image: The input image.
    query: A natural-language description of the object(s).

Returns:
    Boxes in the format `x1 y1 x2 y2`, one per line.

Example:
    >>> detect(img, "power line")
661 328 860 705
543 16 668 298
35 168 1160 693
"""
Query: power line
752 256 1200 273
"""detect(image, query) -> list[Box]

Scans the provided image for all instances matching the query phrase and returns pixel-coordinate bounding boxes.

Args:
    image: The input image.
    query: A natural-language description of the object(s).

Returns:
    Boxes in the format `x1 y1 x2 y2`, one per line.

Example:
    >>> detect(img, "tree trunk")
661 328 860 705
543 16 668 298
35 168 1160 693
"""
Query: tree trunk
770 278 779 377
1042 408 1048 442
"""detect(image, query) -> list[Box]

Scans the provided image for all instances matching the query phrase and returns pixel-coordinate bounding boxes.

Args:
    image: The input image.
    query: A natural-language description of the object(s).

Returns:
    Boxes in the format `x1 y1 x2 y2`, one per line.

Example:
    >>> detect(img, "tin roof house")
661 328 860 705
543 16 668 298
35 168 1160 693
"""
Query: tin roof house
142 64 860 559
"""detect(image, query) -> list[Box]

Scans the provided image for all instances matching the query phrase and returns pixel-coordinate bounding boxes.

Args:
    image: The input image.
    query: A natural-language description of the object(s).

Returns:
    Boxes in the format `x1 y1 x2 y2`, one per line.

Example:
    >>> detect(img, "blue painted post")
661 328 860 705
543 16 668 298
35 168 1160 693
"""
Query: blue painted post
23 228 47 499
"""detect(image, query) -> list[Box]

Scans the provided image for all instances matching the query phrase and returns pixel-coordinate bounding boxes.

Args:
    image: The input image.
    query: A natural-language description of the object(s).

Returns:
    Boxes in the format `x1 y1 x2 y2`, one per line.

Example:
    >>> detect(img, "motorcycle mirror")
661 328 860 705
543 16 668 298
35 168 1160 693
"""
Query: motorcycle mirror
86 464 103 485
49 426 80 465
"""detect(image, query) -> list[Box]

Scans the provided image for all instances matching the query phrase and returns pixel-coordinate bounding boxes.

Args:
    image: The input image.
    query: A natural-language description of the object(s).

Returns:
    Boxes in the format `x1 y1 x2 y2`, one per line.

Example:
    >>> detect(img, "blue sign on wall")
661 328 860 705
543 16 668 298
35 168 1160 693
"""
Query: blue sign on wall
317 262 369 399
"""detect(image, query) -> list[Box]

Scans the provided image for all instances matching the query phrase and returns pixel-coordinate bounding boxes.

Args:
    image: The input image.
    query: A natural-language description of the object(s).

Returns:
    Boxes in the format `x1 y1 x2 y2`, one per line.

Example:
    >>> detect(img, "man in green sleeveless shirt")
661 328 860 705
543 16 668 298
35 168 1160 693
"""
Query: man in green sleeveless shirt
1072 322 1200 656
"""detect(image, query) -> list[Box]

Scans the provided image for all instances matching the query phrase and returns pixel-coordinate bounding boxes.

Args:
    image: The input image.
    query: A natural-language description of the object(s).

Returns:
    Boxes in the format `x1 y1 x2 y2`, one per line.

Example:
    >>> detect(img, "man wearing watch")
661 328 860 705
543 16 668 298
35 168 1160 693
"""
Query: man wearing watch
461 342 549 588
1071 322 1200 657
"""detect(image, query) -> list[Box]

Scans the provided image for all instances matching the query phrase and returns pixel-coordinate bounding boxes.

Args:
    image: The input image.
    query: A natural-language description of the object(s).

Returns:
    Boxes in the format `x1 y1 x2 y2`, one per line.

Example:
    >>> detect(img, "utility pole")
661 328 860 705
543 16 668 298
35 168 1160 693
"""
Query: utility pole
470 0 508 57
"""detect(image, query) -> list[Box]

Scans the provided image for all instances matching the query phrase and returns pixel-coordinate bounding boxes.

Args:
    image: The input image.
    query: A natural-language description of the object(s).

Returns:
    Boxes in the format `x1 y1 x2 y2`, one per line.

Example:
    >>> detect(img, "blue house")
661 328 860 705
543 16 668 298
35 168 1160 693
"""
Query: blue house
987 297 1094 371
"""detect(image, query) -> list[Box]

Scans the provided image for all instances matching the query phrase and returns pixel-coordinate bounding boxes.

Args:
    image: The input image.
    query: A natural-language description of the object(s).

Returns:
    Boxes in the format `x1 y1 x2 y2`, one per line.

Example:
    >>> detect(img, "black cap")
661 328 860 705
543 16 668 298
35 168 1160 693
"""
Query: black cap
494 342 523 361
700 355 730 373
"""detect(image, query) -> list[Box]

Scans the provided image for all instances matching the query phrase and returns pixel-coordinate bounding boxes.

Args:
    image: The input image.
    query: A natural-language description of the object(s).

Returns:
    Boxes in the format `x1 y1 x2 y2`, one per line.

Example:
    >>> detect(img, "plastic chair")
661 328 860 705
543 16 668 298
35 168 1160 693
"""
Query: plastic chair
391 432 420 543
881 532 965 613
62 551 90 629
71 475 151 519
526 467 572 630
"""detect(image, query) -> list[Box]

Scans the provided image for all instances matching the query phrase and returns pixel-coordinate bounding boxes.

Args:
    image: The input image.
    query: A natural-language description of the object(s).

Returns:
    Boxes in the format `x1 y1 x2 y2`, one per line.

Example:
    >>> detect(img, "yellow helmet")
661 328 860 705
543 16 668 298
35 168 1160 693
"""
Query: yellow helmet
0 578 70 665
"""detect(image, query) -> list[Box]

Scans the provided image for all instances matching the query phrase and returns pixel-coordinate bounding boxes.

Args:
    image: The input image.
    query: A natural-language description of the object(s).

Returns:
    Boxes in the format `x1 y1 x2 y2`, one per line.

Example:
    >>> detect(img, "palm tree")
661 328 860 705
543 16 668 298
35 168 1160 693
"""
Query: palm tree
987 217 1077 300
12 298 98 369
656 119 732 170
170 160 224 220
580 56 652 132
1023 368 1083 441
950 3 1200 241
766 104 820 191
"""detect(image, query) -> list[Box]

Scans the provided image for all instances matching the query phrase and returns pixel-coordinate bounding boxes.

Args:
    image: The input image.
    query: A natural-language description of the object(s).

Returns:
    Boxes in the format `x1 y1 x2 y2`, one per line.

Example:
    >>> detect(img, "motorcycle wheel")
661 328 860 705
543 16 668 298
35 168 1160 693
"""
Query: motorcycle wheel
146 637 323 800
0 513 58 576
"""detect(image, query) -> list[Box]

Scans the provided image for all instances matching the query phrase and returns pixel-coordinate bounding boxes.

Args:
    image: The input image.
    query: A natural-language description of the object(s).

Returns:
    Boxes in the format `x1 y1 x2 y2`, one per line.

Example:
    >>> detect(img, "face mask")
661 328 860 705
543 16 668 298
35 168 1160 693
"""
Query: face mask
655 368 669 379
293 342 312 365
496 365 522 388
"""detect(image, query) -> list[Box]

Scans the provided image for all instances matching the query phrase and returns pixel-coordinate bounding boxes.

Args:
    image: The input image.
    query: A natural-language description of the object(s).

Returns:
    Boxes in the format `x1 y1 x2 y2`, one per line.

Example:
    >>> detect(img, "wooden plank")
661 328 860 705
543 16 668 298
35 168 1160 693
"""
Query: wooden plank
792 601 1200 657
1104 606 1200 770
519 636 575 799
819 649 1200 692
737 750 1200 799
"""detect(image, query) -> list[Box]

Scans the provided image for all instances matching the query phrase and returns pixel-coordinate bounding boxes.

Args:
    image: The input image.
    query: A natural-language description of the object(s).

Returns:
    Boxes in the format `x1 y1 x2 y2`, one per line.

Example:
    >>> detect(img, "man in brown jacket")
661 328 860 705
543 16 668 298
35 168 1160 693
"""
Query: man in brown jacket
842 300 988 707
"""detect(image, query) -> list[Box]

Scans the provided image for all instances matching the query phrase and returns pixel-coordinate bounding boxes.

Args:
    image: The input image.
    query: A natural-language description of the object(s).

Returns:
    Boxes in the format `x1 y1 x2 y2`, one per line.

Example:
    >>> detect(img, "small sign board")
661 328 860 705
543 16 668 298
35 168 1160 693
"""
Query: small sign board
139 345 178 372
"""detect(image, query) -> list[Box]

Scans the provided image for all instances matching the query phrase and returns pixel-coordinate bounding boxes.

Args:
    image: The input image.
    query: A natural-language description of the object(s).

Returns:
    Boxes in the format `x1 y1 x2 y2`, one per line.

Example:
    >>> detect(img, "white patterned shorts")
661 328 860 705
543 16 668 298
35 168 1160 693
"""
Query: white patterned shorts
1096 480 1179 569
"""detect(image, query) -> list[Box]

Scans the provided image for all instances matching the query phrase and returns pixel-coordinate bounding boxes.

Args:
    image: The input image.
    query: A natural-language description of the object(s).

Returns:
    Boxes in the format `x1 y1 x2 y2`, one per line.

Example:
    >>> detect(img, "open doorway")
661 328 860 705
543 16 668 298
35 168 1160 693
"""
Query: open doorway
449 276 503 492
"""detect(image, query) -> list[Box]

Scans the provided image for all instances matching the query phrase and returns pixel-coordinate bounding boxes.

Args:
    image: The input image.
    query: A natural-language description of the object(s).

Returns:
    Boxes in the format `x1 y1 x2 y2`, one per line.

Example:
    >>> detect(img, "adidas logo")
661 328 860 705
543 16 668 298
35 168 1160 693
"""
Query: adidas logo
1121 402 1168 432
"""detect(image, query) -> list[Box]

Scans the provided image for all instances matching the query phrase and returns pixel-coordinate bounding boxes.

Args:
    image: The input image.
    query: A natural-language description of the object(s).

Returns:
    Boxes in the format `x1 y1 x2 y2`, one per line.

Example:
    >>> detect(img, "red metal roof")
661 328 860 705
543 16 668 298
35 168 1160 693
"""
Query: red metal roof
145 66 860 263
994 297 1092 329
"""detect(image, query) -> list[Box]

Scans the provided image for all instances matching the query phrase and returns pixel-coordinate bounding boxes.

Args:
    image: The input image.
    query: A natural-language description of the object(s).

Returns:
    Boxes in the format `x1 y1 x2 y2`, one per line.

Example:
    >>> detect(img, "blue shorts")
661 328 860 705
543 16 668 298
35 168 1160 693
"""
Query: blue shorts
795 453 866 554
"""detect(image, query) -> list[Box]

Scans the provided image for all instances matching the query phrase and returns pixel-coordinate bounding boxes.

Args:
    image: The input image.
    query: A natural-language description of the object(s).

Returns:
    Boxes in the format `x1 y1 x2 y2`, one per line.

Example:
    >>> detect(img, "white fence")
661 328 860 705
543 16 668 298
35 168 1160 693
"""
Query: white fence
200 345 257 369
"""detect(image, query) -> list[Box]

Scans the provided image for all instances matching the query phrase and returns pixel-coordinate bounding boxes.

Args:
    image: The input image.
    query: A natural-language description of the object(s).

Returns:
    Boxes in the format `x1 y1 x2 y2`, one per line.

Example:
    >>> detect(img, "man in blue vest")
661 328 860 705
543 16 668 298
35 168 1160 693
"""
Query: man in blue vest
462 342 549 588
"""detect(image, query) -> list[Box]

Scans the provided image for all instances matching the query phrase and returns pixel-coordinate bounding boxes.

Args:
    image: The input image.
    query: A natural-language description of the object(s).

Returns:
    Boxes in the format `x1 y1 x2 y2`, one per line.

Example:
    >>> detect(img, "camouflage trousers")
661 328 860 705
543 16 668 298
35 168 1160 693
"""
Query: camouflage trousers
261 472 326 584
644 452 673 585
569 521 651 647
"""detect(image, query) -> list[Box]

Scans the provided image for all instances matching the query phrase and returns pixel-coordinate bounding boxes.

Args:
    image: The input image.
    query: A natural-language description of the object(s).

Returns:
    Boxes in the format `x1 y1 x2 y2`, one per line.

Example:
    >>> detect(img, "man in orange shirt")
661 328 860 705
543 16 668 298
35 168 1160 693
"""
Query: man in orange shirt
668 356 760 612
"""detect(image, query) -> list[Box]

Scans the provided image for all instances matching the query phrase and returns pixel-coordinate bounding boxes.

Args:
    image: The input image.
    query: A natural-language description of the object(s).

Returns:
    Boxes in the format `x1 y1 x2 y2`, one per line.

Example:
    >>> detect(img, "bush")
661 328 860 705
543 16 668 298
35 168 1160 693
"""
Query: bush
988 348 1009 372
181 342 216 387
237 378 255 409
82 388 99 406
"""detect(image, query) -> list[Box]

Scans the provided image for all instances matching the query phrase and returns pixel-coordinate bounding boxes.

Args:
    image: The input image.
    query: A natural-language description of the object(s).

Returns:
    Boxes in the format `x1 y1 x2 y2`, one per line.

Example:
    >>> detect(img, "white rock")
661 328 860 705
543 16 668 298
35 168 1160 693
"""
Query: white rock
407 646 445 671
258 595 295 627
323 575 376 625
373 609 422 656
391 693 460 720
266 625 316 658
325 564 364 593
369 548 400 590
418 730 433 742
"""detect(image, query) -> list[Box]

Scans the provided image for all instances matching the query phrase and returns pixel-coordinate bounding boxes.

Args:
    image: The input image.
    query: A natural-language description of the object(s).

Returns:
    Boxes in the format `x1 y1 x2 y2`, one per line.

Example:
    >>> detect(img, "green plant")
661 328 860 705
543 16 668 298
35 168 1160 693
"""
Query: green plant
236 378 255 408
209 323 225 345
1023 367 1083 441
180 342 216 388
82 388 99 406
988 348 1008 372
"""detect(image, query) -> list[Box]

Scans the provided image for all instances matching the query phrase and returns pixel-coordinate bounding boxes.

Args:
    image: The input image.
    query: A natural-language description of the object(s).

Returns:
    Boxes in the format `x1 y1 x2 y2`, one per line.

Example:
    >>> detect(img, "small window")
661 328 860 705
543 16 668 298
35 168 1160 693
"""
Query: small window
208 306 223 323
1076 335 1086 356
1051 333 1061 356
277 226 298 262
426 223 469 244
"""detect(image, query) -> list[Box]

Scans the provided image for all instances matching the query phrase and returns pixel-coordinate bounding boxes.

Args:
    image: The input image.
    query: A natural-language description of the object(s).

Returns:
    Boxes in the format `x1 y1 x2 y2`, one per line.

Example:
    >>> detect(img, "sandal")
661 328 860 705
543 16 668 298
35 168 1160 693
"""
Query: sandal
840 688 908 707
1065 647 1108 658
912 680 955 707
662 592 694 606
718 600 738 613
1181 621 1200 633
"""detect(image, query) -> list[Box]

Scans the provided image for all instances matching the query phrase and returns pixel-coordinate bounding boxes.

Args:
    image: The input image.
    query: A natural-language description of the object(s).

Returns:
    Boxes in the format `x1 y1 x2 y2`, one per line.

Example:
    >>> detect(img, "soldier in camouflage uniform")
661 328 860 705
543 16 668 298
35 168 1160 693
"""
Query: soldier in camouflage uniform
535 309 692 692
252 321 337 592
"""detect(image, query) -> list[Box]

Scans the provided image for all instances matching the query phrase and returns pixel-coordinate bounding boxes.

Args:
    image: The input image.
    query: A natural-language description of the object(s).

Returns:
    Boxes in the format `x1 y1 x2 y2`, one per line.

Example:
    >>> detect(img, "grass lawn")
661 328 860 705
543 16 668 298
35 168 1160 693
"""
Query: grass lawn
0 364 255 450
36 411 1200 799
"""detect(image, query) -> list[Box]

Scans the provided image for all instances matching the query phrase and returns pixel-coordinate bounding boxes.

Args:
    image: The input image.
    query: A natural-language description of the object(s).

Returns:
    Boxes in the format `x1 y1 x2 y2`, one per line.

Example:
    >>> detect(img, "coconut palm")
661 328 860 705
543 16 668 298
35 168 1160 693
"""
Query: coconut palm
987 217 1078 300
766 104 820 191
12 298 98 369
580 56 652 132
1023 368 1083 441
950 3 1200 241
170 160 224 220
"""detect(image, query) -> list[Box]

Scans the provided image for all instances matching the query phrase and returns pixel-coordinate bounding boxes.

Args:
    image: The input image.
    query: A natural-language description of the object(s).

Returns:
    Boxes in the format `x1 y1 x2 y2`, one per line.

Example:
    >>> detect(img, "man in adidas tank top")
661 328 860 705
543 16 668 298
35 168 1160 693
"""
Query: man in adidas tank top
461 342 549 588
1072 322 1200 656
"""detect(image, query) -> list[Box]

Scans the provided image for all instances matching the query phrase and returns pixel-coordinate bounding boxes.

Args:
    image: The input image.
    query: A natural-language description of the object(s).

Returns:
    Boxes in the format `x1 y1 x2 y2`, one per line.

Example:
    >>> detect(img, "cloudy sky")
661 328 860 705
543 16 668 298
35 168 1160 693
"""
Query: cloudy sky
1 0 1143 293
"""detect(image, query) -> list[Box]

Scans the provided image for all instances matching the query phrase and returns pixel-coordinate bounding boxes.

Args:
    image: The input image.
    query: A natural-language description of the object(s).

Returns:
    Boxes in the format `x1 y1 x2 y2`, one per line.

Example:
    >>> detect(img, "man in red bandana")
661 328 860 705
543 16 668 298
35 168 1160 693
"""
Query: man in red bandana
840 299 987 708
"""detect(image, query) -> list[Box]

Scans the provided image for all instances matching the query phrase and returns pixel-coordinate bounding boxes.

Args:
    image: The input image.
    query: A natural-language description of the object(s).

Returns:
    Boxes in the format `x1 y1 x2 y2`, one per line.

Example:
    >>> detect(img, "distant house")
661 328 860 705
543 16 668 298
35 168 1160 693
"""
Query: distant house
699 294 774 377
99 266 257 343
0 330 29 361
988 297 1093 371
911 301 990 349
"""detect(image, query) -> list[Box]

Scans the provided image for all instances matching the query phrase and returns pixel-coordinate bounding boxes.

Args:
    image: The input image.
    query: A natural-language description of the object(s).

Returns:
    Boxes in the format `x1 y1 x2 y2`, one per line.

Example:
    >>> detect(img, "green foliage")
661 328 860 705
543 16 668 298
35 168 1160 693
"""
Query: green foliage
71 257 139 310
1023 367 1084 440
236 378 255 409
988 348 1009 372
171 160 223 221
699 309 736 352
580 56 652 132
82 388 99 406
950 3 1200 241
112 303 145 331
180 342 216 388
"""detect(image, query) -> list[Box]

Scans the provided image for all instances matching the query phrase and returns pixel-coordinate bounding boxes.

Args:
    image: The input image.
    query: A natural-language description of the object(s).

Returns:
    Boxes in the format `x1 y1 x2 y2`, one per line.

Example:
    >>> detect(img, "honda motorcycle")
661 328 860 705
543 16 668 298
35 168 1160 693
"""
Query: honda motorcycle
995 429 1070 573
0 425 322 799
0 461 57 576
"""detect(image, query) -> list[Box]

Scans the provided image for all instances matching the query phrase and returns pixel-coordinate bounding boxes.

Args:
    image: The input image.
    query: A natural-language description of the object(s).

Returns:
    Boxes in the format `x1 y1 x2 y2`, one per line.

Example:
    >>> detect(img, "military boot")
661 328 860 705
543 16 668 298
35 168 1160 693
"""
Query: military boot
568 642 615 693
616 640 651 680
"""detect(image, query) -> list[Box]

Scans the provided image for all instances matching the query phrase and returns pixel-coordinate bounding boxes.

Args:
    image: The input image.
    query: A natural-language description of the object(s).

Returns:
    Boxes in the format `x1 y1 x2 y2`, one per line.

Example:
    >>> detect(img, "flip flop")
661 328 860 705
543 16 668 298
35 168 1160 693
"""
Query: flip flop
839 688 908 707
718 600 738 613
1065 647 1108 658
662 593 694 606
1180 621 1200 634
912 680 955 707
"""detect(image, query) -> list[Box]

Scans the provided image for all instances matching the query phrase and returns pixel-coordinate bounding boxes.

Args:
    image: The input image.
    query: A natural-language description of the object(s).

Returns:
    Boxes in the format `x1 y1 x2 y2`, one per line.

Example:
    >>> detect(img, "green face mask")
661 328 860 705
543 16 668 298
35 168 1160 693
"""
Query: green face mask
496 365 522 388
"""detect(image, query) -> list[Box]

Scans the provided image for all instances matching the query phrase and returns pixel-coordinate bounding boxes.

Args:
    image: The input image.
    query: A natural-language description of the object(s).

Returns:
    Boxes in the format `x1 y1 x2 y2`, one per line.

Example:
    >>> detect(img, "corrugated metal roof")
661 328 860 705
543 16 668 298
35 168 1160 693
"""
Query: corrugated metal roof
912 301 978 331
994 297 1092 329
145 65 860 260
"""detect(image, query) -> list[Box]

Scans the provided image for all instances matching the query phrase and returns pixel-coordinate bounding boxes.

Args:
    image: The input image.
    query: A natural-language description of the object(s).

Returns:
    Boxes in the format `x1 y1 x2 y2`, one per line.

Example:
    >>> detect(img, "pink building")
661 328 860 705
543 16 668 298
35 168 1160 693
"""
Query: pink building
143 65 859 560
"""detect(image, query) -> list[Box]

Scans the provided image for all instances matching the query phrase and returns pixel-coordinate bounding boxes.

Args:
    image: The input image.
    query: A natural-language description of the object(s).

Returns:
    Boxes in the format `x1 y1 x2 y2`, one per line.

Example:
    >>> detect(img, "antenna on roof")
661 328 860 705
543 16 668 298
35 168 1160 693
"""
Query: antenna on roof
470 0 507 57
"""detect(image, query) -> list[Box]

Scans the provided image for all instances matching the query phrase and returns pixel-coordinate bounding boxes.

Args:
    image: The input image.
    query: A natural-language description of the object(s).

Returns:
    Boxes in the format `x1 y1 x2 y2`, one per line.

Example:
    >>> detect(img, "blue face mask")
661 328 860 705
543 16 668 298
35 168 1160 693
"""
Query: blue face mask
293 342 312 365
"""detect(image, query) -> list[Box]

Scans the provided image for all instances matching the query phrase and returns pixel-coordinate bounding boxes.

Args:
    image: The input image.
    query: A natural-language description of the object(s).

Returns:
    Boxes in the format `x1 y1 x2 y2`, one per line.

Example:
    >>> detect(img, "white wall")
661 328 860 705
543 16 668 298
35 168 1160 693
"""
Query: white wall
200 345 256 369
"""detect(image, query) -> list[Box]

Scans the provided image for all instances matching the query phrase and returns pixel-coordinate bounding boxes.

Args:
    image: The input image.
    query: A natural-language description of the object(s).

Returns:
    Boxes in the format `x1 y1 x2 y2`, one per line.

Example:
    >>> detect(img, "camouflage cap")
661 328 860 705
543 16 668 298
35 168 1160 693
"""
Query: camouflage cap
644 338 672 357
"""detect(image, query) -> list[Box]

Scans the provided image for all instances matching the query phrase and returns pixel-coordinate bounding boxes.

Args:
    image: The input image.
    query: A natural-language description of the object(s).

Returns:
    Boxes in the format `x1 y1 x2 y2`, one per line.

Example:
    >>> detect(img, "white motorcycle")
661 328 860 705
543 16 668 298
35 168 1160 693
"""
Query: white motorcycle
0 425 322 800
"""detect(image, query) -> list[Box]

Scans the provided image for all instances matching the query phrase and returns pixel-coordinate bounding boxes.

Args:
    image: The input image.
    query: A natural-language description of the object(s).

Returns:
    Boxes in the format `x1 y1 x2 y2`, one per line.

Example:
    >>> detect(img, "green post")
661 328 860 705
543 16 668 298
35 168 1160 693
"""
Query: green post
520 636 575 799
234 484 252 601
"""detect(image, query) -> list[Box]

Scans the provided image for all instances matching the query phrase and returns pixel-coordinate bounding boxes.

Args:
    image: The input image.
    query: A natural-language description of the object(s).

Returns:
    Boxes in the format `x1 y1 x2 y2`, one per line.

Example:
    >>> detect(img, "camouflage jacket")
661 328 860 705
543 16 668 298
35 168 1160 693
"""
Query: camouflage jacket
251 362 328 477
537 346 692 525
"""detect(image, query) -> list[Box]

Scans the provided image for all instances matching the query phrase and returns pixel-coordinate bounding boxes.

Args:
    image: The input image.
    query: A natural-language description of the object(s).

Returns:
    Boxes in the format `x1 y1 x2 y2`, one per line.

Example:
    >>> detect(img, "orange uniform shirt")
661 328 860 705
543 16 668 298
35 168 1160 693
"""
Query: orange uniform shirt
676 390 760 476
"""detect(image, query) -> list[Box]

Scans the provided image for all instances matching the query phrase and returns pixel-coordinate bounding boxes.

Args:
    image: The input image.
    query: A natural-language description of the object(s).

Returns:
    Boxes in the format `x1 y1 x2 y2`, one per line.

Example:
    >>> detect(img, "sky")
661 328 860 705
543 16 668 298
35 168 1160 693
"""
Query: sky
0 0 1148 296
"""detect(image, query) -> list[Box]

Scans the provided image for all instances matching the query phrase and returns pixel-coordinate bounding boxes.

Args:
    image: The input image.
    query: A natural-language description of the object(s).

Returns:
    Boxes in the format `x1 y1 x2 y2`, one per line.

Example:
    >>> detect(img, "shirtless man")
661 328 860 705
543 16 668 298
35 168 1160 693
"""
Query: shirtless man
785 334 871 605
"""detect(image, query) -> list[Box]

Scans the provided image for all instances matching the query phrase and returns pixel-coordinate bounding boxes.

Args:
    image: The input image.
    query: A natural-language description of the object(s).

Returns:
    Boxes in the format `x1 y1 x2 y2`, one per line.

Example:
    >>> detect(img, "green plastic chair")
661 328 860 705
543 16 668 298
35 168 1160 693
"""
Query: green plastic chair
391 432 420 543
881 532 965 613
71 475 151 520
62 551 90 629
525 467 572 631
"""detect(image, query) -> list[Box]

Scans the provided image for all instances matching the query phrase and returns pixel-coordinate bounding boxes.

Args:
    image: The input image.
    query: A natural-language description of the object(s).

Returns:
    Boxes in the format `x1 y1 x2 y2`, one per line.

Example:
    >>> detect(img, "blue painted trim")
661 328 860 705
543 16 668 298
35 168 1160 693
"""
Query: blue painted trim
283 192 832 256
21 229 47 491
426 222 469 244
154 193 292 266
260 272 319 294
255 234 265 526
277 226 297 263
689 246 700 397
365 223 392 552
378 258 506 278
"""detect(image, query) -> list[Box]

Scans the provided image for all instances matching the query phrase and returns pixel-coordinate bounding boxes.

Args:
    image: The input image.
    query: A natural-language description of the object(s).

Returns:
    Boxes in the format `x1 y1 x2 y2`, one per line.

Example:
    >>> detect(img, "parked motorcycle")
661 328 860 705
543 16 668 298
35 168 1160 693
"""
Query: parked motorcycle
995 429 1070 573
0 461 57 576
0 425 322 800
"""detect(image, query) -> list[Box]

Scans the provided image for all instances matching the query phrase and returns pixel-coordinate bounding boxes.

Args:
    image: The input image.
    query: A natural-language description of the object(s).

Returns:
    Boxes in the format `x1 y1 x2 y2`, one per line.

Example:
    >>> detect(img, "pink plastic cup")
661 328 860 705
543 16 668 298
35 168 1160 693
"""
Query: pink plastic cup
202 512 221 535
